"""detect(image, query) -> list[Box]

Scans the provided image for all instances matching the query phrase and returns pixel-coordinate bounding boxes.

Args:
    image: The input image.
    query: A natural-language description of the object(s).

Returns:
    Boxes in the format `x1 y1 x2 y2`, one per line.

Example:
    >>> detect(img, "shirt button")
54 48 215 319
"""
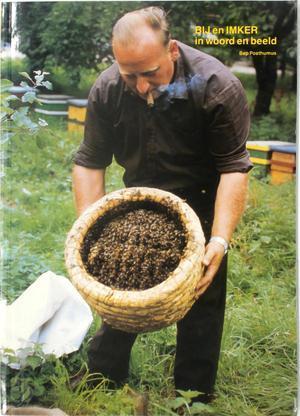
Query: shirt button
201 189 206 194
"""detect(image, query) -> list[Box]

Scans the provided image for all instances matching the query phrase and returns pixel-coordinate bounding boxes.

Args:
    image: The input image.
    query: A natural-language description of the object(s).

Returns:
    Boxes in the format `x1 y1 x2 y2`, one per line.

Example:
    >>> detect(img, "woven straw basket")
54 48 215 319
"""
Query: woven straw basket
65 187 205 333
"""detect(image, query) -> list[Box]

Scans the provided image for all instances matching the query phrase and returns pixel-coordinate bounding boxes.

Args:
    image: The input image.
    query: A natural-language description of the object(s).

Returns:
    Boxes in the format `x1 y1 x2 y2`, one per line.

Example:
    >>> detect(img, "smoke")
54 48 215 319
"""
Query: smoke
153 74 207 111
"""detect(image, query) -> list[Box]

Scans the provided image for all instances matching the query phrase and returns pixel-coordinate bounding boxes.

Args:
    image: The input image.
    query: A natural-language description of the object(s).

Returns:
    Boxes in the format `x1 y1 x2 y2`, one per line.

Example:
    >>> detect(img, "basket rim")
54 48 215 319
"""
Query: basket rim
65 186 205 307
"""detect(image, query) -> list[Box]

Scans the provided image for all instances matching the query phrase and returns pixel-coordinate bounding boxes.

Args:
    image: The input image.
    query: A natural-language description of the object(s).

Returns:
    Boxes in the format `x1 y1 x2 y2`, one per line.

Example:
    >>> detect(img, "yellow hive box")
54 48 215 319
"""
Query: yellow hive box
67 99 88 133
68 121 85 134
69 105 86 123
270 170 295 185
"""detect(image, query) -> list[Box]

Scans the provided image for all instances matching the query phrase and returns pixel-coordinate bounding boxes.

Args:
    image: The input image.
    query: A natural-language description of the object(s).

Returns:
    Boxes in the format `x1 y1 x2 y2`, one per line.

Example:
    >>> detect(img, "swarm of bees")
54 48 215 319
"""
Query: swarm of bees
81 200 187 290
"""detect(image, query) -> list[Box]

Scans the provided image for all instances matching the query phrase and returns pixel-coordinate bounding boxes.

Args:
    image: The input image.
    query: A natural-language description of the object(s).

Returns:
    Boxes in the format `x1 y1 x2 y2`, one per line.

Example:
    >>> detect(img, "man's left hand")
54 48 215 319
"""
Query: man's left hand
195 241 225 296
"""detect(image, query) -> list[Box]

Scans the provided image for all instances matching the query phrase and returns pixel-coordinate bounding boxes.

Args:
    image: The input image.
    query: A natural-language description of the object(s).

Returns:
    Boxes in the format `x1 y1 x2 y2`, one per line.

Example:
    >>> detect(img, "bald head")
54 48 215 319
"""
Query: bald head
112 7 171 50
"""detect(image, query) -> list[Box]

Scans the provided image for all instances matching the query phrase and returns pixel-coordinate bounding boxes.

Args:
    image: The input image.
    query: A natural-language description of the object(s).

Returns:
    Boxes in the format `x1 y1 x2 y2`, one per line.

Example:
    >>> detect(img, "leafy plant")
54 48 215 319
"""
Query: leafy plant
45 63 109 97
250 113 296 142
3 346 61 406
1 70 52 143
166 390 215 415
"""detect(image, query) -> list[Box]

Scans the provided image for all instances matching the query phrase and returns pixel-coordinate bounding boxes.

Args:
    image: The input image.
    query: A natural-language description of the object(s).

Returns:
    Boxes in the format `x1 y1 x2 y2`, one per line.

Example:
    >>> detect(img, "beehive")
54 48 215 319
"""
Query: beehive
270 144 296 184
246 141 295 177
8 85 35 98
35 94 73 118
67 99 88 133
65 187 205 333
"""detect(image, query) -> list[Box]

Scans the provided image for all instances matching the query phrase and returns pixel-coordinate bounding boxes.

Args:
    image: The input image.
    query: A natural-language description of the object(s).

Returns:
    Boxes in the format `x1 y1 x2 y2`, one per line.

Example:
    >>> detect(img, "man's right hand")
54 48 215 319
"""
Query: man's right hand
195 240 225 296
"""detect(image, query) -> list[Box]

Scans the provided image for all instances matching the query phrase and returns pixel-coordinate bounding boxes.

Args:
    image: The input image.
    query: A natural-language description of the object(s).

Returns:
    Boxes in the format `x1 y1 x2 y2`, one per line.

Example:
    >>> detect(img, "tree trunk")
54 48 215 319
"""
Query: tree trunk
252 3 296 117
291 70 297 92
252 54 278 116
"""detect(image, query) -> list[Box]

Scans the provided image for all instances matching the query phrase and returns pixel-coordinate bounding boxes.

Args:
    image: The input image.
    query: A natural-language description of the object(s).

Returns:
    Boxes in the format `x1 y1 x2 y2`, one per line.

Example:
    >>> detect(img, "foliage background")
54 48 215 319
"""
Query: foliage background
10 1 297 114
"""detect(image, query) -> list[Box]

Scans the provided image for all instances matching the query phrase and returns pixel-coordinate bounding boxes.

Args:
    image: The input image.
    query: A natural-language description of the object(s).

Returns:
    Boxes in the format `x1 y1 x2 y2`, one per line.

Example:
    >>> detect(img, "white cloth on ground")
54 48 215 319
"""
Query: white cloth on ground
0 271 93 366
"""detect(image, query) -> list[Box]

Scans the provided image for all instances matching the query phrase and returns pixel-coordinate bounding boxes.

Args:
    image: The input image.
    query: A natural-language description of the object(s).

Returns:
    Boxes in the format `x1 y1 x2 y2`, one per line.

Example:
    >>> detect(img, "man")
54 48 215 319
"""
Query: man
72 7 252 404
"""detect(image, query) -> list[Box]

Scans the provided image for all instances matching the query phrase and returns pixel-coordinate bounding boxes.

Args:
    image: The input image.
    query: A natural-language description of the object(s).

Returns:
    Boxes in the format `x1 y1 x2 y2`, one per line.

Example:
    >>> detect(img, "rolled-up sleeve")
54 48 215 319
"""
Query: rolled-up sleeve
206 79 253 173
73 82 113 169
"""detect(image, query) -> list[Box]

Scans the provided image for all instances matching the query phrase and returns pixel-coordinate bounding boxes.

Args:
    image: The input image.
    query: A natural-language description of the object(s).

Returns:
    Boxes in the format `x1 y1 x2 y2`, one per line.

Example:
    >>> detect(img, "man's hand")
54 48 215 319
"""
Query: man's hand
195 172 249 297
195 241 225 296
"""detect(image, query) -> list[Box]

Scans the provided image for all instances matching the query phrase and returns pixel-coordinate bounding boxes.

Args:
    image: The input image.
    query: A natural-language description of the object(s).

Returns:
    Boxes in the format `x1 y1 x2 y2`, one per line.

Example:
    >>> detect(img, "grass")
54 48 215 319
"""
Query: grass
235 73 297 142
1 94 296 414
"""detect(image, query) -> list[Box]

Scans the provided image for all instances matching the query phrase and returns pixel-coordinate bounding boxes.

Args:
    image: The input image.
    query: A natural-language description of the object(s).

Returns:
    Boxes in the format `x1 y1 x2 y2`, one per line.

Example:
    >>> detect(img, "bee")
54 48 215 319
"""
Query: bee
81 202 187 290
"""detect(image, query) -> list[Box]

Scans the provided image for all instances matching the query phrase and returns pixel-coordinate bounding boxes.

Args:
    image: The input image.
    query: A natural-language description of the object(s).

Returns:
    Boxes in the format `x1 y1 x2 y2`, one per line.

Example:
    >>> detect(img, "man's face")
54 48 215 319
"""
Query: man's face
113 31 179 100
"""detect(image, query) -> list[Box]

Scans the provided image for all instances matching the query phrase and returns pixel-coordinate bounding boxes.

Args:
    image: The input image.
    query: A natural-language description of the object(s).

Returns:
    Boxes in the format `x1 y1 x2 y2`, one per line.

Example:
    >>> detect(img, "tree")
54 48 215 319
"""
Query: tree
210 1 296 116
232 1 297 116
16 1 296 113
17 2 141 87
1 2 12 46
16 2 55 72
153 1 297 116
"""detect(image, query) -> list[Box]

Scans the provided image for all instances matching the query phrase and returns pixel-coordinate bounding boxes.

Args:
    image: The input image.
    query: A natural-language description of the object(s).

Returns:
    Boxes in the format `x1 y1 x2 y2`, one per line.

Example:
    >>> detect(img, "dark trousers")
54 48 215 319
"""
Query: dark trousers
87 188 227 398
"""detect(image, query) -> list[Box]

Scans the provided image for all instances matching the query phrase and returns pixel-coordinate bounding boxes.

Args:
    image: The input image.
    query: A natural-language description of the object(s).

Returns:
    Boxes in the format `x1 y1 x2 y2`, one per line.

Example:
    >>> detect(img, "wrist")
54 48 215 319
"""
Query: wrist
209 236 229 255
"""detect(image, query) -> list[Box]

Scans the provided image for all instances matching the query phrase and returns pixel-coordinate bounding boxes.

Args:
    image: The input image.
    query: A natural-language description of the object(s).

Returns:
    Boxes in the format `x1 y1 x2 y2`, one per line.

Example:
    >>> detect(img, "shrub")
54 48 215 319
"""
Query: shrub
250 111 296 142
46 64 108 98
1 57 30 85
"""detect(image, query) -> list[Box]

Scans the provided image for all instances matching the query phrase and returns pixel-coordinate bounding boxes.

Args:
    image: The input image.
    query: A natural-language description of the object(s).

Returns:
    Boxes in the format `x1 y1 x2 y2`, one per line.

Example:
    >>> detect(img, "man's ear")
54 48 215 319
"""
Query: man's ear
169 40 179 61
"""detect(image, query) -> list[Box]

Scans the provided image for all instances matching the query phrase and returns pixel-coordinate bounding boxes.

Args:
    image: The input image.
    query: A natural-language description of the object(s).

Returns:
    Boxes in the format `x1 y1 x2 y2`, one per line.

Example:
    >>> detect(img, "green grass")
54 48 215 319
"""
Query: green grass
0 57 30 85
1 111 296 414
